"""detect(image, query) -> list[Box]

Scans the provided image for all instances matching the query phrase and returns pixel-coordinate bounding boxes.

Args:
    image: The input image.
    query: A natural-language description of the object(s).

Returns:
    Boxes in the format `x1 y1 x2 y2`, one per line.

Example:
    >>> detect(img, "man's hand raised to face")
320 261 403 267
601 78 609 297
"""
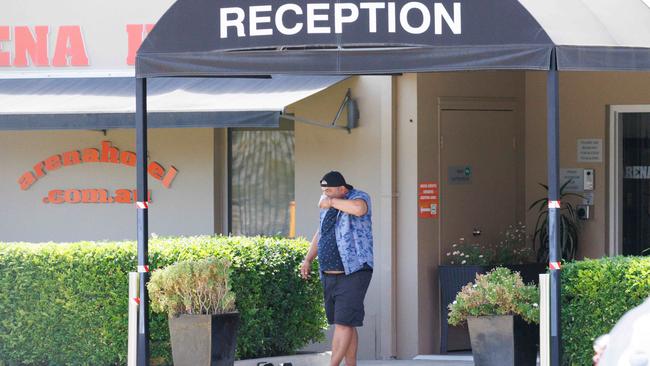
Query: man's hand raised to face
319 194 332 209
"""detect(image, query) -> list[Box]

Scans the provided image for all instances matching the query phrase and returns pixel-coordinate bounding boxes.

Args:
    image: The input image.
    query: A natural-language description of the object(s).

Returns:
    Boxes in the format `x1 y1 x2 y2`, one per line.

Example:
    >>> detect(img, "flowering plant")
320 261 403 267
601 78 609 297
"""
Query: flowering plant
447 267 539 326
492 222 535 265
444 222 535 265
446 238 490 265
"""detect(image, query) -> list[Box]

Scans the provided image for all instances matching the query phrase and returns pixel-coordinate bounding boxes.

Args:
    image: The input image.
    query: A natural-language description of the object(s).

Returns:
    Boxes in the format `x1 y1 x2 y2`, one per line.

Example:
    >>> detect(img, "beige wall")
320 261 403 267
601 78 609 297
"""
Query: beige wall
0 128 215 242
412 71 527 357
291 75 394 359
395 73 419 358
525 71 650 259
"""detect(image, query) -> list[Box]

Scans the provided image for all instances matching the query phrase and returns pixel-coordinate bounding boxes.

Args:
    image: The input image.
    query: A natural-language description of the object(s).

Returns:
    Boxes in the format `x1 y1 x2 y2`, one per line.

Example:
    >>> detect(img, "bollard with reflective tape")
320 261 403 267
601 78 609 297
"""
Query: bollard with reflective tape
128 272 139 366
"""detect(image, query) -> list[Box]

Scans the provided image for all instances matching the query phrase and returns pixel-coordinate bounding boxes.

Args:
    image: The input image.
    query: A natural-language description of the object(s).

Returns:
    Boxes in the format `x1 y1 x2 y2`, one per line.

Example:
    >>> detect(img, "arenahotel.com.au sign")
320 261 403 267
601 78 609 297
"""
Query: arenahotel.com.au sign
17 141 178 205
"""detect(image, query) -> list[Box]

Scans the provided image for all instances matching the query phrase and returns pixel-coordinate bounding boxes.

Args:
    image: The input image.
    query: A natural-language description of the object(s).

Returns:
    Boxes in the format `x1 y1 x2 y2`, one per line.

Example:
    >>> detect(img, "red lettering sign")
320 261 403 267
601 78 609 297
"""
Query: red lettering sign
0 23 165 71
0 26 90 67
418 182 439 219
52 26 89 67
0 26 9 66
126 24 154 66
14 26 49 67
148 162 165 181
18 141 179 195
43 188 153 204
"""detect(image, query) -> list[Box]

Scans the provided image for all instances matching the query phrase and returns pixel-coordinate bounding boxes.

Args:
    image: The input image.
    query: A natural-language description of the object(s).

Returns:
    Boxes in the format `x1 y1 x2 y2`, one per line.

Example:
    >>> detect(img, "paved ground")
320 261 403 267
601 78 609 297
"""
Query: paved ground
235 353 475 366
359 360 472 366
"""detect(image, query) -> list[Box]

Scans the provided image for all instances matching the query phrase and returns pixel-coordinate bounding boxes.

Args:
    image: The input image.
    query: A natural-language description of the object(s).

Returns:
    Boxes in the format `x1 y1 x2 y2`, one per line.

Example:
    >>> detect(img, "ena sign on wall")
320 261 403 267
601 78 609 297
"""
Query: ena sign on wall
0 0 175 77
17 141 179 205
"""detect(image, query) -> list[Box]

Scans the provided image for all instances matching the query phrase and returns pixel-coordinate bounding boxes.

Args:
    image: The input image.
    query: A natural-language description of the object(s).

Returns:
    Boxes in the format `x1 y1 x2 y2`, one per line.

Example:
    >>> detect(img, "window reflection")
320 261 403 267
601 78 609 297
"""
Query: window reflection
229 128 295 237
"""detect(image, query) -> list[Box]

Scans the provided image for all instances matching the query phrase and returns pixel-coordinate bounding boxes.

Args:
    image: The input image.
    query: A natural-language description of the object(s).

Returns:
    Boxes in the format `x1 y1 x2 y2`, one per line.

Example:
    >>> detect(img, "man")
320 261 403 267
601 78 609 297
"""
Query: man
300 171 374 366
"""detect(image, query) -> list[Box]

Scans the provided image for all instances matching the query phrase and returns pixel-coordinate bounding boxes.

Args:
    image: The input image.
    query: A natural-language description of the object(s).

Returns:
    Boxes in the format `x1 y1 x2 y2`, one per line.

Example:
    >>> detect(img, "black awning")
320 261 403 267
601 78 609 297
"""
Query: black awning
136 0 650 77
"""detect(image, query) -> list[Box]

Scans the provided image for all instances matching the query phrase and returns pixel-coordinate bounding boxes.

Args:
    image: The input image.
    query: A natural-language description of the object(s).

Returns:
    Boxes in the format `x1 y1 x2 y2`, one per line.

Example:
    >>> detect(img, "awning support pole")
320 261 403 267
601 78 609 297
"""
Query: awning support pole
135 77 151 366
547 49 562 366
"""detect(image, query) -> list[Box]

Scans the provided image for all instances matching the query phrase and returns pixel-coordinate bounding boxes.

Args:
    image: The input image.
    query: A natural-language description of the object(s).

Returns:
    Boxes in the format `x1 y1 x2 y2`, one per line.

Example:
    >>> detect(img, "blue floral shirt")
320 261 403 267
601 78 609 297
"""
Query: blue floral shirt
319 189 374 275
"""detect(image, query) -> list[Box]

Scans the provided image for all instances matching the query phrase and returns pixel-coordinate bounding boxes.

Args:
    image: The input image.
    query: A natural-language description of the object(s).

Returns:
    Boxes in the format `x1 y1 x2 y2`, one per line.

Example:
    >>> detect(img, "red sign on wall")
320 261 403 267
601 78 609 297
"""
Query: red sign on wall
418 182 439 219
17 140 178 205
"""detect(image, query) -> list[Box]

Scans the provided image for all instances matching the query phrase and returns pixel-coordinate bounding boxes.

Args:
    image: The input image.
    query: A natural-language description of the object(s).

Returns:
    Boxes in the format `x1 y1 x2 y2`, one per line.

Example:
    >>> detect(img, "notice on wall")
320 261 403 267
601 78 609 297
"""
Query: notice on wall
419 182 439 219
448 166 472 185
560 168 584 192
582 191 594 205
577 139 603 163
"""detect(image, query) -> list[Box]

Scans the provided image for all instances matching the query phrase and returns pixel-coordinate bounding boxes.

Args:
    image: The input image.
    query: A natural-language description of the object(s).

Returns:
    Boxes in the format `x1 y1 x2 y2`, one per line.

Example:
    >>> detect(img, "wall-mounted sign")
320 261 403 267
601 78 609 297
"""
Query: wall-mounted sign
419 182 439 219
625 166 650 179
560 168 584 192
448 166 472 185
17 140 178 204
0 24 154 72
0 0 175 78
218 2 462 41
43 188 153 205
577 139 603 163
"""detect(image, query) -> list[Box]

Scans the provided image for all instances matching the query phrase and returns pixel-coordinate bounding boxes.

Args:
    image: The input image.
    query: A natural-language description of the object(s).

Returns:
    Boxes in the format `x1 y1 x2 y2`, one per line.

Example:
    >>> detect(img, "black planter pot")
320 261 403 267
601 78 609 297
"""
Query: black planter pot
467 315 538 366
169 312 240 366
438 263 546 353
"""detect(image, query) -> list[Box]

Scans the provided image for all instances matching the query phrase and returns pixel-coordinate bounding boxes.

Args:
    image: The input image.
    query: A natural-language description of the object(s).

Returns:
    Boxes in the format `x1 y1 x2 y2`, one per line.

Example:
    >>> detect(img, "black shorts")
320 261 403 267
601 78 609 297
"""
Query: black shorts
321 268 372 327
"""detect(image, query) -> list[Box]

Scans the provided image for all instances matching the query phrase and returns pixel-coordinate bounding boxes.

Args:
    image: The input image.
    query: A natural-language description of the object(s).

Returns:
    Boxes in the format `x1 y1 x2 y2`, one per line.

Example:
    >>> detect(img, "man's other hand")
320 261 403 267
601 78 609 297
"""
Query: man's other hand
300 260 311 279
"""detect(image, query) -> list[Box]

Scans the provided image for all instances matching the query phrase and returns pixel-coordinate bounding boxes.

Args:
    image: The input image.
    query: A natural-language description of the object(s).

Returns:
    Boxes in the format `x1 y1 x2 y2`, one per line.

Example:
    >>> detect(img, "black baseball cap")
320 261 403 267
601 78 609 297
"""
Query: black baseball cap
320 171 353 190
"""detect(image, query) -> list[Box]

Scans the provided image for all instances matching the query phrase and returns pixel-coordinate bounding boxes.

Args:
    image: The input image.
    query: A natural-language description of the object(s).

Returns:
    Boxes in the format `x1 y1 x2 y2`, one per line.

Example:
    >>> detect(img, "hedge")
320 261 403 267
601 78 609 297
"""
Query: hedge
0 236 327 365
562 256 650 365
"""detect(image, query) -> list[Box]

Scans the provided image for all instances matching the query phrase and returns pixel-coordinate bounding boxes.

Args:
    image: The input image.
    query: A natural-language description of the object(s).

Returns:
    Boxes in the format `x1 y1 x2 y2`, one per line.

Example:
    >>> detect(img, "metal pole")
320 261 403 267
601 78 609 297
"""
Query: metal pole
135 77 150 366
547 50 562 366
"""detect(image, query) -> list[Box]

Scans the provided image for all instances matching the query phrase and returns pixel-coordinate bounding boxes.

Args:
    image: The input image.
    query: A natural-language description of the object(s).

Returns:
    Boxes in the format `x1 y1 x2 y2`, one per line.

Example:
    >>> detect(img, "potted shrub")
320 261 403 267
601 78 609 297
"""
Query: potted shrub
148 257 239 366
438 222 545 352
448 267 540 366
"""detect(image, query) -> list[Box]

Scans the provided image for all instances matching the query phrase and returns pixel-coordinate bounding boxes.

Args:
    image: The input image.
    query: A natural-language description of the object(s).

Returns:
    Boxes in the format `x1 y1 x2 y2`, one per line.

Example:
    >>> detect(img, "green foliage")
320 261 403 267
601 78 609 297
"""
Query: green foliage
561 256 650 366
148 257 236 316
0 236 326 365
448 267 539 326
529 181 583 262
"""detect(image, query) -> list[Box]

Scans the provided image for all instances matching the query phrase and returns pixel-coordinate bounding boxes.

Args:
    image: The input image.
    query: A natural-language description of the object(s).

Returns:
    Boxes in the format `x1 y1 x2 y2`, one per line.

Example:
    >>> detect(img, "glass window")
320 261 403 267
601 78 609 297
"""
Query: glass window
228 124 295 237
622 113 650 255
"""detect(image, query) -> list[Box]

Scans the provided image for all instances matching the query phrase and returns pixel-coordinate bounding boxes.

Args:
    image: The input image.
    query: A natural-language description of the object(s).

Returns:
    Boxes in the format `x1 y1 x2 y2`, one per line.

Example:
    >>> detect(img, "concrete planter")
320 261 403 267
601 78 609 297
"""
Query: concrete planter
467 315 538 366
438 263 546 352
169 312 240 366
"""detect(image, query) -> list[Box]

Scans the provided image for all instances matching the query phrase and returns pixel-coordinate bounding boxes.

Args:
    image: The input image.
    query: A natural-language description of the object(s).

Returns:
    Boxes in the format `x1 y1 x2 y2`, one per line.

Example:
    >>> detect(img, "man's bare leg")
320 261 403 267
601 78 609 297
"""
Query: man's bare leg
344 327 358 366
330 324 354 366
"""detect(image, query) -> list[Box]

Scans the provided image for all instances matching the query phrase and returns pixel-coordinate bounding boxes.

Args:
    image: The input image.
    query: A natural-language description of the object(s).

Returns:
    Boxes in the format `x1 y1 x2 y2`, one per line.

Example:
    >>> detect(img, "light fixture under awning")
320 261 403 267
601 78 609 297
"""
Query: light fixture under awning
0 75 348 130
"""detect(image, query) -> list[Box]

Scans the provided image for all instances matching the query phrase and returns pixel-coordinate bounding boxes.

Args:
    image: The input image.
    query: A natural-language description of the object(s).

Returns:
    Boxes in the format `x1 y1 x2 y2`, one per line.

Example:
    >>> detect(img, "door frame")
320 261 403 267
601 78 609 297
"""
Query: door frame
608 105 650 256
437 97 520 258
